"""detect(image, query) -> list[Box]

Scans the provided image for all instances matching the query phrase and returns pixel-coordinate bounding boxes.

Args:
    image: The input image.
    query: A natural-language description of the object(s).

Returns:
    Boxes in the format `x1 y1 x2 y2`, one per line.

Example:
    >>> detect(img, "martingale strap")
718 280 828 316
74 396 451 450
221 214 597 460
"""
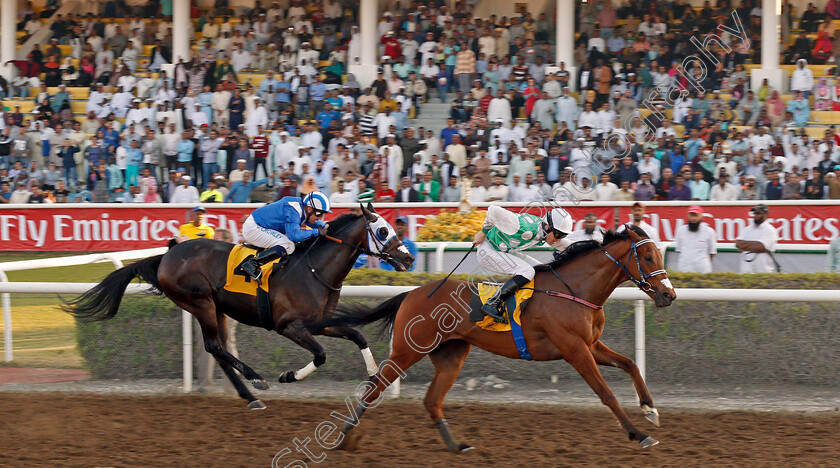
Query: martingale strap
525 288 604 310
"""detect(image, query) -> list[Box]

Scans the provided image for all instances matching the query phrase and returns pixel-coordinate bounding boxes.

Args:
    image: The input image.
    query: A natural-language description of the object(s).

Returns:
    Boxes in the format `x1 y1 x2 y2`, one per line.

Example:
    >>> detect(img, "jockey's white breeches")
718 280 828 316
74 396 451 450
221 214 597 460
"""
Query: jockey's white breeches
241 215 296 254
476 240 535 281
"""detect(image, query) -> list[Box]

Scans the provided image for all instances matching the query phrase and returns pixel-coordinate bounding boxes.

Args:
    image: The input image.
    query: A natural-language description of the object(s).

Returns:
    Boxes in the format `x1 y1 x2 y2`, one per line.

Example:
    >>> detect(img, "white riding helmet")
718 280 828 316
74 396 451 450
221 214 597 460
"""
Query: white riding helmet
543 208 573 237
303 191 332 213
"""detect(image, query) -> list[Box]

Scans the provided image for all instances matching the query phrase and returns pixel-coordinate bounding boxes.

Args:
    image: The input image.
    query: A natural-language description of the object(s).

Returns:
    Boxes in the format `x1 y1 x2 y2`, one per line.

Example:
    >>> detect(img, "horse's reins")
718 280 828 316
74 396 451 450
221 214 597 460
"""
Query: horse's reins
323 223 396 263
301 218 397 292
526 238 666 310
275 217 365 286
323 234 379 256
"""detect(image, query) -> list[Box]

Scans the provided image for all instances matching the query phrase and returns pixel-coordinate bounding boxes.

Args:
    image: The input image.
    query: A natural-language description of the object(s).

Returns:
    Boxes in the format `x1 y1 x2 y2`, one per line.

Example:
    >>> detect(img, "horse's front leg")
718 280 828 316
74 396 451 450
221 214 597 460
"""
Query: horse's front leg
314 325 378 377
591 340 660 427
277 321 327 383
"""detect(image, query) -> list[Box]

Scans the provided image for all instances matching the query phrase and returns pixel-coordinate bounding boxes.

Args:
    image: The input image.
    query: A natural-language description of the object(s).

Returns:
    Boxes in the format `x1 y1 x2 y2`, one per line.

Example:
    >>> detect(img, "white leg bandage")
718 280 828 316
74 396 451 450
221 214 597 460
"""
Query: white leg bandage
361 347 378 376
294 362 317 381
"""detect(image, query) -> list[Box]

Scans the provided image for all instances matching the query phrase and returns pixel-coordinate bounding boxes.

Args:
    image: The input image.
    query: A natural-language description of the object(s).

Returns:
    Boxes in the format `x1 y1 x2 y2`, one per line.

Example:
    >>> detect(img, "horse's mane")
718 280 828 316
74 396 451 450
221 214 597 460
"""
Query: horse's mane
294 213 365 250
326 213 364 235
534 224 649 271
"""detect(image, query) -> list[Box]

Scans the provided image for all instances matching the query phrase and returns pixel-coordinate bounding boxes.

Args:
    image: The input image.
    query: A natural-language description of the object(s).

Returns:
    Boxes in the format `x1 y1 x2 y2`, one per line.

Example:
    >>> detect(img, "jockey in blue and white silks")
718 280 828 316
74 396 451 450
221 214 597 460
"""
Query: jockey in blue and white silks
240 191 332 284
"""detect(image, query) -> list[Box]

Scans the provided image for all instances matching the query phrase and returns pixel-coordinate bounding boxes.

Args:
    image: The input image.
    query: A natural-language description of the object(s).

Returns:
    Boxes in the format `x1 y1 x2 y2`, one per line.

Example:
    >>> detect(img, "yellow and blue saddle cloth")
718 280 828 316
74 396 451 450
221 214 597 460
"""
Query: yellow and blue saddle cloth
223 244 285 296
223 244 290 331
470 280 535 360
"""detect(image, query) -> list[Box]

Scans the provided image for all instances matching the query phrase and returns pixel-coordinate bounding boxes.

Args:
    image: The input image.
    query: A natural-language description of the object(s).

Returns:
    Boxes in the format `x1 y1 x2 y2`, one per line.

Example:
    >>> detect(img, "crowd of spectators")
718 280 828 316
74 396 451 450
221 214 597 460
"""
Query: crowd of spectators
2 0 840 205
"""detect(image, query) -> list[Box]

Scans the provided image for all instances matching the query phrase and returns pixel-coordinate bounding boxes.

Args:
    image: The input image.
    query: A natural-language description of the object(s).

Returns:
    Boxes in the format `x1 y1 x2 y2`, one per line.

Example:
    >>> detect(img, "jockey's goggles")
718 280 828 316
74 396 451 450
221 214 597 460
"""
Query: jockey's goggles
549 228 567 239
312 210 327 217
543 221 567 240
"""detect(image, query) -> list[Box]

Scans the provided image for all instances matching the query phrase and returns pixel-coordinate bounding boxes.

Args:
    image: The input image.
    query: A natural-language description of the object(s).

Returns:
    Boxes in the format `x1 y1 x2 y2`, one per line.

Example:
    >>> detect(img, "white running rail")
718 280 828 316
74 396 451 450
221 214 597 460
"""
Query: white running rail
2 281 840 395
0 248 167 362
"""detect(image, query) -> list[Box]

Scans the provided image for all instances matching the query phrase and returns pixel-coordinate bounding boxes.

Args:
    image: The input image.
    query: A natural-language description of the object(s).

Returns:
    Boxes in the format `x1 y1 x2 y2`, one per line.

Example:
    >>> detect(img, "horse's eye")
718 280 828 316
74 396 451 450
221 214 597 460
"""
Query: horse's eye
645 256 653 262
378 227 388 239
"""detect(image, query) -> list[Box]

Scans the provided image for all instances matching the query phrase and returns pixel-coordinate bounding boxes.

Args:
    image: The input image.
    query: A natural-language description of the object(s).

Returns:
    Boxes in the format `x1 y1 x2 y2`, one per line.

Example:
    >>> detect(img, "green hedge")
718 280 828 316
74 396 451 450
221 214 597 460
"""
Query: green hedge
75 271 840 386
76 296 184 379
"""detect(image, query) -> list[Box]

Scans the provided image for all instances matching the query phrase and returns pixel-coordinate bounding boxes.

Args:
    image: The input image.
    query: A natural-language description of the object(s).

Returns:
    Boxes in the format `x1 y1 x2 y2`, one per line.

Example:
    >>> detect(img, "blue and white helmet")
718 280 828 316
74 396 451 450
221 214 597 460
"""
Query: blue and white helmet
303 191 332 213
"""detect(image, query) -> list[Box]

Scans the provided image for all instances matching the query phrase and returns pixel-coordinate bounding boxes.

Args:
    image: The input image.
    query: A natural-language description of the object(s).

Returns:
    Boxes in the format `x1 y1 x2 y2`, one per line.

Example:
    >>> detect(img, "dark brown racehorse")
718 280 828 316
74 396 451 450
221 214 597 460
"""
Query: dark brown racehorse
64 204 414 409
312 225 676 450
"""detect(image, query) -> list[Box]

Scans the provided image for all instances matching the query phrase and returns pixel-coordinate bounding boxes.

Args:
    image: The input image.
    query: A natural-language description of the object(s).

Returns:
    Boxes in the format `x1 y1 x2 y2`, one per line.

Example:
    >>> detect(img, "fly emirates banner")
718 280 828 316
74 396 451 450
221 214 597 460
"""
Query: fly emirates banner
0 203 837 251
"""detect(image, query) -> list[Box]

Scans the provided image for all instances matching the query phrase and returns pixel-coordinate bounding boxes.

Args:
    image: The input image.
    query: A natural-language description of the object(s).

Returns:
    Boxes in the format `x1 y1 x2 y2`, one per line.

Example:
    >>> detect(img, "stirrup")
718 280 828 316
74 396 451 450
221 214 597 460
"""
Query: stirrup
251 268 263 285
481 301 508 324
242 259 263 285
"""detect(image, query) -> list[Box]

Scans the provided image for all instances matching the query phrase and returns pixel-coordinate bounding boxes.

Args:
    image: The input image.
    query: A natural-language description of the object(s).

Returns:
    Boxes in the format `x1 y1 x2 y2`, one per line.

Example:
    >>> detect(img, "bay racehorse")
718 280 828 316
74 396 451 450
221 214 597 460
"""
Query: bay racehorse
64 204 414 409
311 224 676 450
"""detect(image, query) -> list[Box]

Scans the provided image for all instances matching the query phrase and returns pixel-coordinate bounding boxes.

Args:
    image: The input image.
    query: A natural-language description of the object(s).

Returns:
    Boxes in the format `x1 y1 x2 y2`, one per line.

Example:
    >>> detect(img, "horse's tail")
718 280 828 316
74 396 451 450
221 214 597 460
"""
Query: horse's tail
63 255 165 321
307 292 409 335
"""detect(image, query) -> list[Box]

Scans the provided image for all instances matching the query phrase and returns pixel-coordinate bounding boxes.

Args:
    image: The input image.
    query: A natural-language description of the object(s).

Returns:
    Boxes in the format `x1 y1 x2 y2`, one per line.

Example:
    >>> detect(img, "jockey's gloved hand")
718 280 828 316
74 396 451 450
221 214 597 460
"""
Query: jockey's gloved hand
317 225 328 236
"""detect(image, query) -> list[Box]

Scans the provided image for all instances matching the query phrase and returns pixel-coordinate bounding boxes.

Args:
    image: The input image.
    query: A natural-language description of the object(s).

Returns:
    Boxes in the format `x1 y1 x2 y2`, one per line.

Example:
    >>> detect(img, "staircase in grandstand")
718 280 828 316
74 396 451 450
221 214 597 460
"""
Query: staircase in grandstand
408 100 452 138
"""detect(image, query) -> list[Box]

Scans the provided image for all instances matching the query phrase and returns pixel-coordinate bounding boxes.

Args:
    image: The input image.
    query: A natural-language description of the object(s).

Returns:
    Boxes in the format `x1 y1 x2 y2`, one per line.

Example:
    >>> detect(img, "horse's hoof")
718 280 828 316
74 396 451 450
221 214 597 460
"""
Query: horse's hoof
248 400 267 410
456 443 474 453
642 405 660 427
278 370 298 383
639 436 659 448
252 379 270 391
337 430 363 451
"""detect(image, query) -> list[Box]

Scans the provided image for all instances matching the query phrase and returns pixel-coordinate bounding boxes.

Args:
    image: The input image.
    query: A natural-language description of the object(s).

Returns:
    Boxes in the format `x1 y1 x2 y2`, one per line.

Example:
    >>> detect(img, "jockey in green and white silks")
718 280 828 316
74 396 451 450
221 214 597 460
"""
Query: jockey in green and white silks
473 205 574 323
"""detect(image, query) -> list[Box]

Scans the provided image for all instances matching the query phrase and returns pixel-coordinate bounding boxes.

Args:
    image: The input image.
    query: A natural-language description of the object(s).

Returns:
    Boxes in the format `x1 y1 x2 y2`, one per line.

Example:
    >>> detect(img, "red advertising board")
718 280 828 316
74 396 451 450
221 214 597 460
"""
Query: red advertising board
0 203 837 251
614 204 840 244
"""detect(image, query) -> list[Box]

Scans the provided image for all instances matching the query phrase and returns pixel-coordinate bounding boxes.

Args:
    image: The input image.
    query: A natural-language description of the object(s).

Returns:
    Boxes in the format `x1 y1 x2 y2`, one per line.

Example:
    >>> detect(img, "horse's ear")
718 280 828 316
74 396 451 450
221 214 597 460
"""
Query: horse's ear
367 202 375 213
360 202 376 222
625 224 641 242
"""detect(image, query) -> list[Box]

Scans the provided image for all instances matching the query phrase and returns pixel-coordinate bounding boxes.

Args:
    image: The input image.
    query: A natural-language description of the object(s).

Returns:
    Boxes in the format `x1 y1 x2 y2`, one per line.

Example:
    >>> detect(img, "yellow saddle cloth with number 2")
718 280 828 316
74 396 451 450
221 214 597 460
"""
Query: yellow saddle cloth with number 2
474 280 535 332
223 245 285 296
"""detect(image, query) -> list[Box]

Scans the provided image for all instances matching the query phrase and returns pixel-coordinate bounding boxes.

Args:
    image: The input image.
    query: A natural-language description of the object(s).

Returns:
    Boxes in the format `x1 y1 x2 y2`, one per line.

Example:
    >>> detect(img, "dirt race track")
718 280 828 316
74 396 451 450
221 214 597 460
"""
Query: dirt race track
1 393 839 467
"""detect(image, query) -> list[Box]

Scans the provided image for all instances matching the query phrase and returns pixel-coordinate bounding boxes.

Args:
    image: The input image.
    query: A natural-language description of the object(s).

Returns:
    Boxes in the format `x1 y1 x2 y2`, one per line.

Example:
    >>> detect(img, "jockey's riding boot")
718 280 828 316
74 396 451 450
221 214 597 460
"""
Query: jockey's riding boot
481 275 530 324
242 246 287 285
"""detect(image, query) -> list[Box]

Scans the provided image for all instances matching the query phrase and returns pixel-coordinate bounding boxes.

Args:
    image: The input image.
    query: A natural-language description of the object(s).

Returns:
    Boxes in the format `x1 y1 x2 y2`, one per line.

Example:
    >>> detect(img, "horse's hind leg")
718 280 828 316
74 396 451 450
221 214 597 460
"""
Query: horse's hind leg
425 340 473 453
217 360 266 409
216 313 267 410
180 299 268 396
562 339 658 448
315 326 379 377
216 312 268 389
591 340 659 426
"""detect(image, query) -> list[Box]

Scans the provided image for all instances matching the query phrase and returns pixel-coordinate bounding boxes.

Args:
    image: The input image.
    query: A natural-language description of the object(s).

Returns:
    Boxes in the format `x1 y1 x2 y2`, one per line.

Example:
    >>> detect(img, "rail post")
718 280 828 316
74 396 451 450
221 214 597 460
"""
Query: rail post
635 299 646 382
182 310 193 393
1 271 11 362
434 243 448 273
